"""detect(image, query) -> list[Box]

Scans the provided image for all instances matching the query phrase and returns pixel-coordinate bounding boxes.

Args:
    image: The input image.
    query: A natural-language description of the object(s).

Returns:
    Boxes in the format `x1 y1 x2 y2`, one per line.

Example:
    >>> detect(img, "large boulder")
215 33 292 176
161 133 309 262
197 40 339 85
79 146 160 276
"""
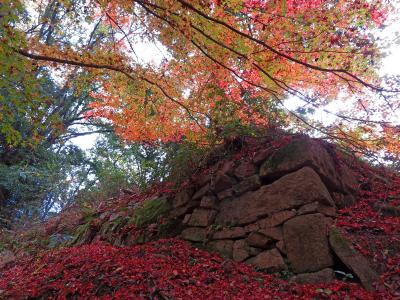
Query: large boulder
215 167 334 225
329 228 378 291
283 213 334 273
260 137 358 196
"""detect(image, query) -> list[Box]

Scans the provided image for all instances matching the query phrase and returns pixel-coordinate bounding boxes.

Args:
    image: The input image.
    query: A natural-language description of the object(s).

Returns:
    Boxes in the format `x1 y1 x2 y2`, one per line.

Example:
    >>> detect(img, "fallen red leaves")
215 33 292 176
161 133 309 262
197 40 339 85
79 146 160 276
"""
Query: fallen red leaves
0 238 385 299
336 163 400 297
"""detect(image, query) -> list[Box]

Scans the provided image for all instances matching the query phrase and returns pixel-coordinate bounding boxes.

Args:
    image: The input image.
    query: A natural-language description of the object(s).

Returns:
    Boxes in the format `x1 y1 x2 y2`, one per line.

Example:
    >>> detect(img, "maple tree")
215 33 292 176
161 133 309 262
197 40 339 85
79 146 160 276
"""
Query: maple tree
3 0 400 155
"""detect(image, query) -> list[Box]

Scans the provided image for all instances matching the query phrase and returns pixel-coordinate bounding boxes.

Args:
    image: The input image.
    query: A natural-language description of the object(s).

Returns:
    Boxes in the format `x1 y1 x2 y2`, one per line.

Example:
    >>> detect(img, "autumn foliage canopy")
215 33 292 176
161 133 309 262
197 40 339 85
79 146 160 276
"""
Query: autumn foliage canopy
3 0 400 154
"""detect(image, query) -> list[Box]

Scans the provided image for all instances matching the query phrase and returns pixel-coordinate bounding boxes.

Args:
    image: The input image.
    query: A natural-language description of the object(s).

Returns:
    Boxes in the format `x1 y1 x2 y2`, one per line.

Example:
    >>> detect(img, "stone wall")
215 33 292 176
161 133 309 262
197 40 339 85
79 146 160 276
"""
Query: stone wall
169 136 377 288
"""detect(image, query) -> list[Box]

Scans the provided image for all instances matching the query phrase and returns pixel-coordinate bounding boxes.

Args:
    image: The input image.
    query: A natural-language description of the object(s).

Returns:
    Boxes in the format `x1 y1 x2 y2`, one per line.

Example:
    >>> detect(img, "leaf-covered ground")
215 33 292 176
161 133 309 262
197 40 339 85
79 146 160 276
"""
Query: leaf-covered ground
0 139 399 299
0 238 389 299
335 164 400 297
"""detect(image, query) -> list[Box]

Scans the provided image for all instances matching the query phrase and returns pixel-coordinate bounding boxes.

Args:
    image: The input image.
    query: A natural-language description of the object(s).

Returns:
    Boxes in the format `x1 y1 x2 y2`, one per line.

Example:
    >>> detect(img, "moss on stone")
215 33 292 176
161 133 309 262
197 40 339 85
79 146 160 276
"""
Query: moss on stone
261 139 305 175
329 227 356 254
133 197 170 228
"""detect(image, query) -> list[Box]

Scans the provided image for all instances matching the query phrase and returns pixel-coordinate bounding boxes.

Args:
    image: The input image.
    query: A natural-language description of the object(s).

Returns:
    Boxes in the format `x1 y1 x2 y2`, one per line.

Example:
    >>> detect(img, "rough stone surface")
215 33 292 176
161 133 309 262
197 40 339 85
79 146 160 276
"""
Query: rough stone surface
318 206 337 217
212 172 237 193
172 189 194 208
291 268 335 284
258 227 283 241
181 227 207 242
246 232 272 248
244 223 259 233
248 247 262 256
212 227 246 240
170 200 198 218
200 195 218 209
182 214 191 225
258 210 296 228
232 239 251 262
167 135 364 279
297 202 319 215
233 175 261 196
275 240 286 255
192 184 210 201
283 213 334 273
216 167 334 225
259 137 358 195
329 228 379 291
297 202 337 217
246 249 286 272
208 240 234 258
187 209 217 227
234 161 257 179
217 188 234 200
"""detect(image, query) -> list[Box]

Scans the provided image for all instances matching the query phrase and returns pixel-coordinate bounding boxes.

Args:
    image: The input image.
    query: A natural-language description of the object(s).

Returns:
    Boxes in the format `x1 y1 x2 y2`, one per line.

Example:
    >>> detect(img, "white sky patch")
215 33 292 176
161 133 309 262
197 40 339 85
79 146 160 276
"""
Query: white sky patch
70 130 99 150
283 19 400 129
133 40 169 66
